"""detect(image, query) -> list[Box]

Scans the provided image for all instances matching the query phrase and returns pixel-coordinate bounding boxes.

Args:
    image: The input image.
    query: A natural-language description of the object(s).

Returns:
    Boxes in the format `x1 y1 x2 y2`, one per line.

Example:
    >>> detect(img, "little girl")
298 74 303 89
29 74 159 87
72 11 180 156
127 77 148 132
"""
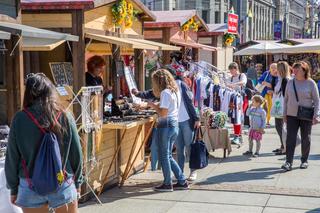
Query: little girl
243 95 266 157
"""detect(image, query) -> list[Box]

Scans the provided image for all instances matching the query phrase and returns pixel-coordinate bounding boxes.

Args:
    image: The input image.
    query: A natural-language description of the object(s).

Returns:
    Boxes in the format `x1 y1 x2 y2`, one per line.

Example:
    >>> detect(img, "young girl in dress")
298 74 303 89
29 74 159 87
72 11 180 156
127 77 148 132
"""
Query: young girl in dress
243 95 267 157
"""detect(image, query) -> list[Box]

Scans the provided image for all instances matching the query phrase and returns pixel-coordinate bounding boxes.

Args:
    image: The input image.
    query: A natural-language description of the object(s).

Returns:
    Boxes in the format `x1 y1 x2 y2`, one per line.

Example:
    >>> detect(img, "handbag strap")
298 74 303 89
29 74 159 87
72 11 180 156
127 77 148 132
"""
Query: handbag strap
292 80 300 103
193 127 204 143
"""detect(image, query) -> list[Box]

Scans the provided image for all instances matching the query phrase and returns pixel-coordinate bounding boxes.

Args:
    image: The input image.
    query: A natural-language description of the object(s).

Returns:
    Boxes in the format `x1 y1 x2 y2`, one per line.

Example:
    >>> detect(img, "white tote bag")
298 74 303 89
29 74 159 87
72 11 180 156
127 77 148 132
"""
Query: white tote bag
271 92 284 118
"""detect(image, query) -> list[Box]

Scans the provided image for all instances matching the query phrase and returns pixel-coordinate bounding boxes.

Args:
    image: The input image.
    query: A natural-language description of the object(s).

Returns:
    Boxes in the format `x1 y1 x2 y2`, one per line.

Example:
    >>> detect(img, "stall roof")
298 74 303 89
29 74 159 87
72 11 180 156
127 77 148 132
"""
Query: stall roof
85 33 160 50
170 39 217 51
21 0 94 10
198 24 227 37
22 37 66 51
0 22 79 41
0 30 11 40
144 10 208 31
127 38 181 51
21 0 156 21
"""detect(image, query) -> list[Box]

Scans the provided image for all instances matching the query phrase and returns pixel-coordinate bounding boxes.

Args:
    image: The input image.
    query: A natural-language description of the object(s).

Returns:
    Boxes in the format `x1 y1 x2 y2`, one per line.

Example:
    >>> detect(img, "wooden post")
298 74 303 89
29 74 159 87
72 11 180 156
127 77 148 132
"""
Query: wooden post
162 28 171 65
5 40 14 124
134 49 145 91
72 10 85 117
111 44 121 98
212 36 218 67
14 35 24 111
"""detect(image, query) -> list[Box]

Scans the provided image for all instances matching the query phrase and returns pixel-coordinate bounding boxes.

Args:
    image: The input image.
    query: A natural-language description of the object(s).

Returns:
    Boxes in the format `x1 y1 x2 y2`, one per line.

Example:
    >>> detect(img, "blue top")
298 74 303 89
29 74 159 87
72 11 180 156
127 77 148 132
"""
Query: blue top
246 107 266 130
258 71 278 97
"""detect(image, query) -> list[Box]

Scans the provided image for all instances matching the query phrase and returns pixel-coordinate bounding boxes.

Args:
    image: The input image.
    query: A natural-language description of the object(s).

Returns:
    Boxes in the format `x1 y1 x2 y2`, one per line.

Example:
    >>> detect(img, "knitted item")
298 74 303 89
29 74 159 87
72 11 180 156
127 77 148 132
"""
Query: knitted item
202 108 228 129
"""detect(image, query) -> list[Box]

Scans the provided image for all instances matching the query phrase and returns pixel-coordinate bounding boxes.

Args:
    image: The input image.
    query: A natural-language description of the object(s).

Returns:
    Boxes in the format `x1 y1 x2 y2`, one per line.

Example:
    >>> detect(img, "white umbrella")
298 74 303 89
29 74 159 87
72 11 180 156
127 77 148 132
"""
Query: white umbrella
279 40 320 54
234 41 290 56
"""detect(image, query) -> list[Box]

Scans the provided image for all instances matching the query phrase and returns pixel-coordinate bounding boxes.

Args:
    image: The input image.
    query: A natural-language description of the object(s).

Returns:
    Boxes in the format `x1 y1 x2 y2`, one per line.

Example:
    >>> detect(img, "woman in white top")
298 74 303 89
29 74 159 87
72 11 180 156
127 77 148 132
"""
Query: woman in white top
227 62 247 145
148 69 188 192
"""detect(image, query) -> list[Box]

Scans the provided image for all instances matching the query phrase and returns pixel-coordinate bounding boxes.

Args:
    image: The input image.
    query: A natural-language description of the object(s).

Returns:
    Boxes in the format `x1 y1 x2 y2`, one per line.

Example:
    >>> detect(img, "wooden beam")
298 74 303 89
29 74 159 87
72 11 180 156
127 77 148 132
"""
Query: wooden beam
72 10 85 116
162 28 171 65
212 36 218 67
134 49 144 91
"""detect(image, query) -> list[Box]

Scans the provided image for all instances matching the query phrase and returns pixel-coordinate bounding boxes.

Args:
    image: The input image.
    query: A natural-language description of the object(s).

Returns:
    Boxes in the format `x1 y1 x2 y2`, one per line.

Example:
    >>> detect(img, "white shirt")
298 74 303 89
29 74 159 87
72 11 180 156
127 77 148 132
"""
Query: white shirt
176 80 190 122
229 73 247 91
160 88 181 120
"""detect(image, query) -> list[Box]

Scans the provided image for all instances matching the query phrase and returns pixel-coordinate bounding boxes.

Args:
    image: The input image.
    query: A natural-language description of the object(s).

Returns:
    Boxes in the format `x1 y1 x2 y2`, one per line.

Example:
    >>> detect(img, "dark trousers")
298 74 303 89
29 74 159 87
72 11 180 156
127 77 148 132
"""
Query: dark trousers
286 116 312 164
275 118 284 149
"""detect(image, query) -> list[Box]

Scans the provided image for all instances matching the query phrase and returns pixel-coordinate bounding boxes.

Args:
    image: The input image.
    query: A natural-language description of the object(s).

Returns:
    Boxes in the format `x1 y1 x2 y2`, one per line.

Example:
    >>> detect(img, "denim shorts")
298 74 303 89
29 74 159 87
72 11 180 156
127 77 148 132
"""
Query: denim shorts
16 178 77 209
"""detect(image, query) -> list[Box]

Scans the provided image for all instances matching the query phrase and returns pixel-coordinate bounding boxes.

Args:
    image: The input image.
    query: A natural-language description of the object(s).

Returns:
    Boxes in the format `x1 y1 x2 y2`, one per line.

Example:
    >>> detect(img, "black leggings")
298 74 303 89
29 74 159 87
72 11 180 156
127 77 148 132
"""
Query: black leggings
275 118 284 149
286 116 313 164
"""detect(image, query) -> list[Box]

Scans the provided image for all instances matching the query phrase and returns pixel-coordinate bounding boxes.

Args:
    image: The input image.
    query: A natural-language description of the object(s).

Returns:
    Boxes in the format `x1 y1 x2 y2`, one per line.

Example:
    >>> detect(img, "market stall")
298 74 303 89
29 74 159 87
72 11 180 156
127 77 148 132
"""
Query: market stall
21 0 179 198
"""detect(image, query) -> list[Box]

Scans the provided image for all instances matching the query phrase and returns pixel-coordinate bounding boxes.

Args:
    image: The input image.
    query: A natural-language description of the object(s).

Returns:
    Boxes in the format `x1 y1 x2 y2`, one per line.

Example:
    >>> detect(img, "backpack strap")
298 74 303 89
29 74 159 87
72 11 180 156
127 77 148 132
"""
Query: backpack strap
23 109 46 134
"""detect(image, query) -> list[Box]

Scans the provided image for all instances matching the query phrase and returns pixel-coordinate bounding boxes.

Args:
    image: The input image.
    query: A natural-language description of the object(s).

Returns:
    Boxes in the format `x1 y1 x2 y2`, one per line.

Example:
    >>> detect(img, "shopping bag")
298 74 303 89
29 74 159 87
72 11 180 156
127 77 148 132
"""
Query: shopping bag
255 73 269 93
271 93 284 118
189 128 209 170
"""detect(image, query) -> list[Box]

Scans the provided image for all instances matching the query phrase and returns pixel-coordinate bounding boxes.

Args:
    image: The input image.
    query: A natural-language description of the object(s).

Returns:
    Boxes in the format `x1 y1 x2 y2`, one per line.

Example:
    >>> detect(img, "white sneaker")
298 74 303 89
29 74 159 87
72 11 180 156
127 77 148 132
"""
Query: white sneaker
188 171 197 181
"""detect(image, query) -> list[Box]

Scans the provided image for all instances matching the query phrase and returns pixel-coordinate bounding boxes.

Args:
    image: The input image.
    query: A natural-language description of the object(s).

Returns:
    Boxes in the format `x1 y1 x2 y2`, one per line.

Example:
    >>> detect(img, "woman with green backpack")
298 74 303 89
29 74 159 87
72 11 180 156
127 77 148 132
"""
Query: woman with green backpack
5 73 83 212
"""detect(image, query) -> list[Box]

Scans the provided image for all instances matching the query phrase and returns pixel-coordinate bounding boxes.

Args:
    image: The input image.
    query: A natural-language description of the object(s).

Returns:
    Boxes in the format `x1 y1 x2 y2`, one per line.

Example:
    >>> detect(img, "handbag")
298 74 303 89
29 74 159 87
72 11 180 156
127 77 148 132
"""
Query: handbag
189 128 209 170
255 72 269 93
293 80 314 121
271 90 284 118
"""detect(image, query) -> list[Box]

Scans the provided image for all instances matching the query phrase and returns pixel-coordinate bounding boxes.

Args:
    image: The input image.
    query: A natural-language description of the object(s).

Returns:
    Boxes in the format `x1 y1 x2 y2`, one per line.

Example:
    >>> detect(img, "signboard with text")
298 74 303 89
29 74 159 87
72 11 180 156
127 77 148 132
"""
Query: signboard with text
227 13 238 34
274 21 282 40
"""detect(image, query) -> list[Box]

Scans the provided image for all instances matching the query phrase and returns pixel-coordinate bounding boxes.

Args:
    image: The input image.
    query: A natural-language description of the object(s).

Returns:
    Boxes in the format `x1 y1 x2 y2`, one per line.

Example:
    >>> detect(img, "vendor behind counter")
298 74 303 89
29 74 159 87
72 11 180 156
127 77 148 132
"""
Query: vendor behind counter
86 55 106 87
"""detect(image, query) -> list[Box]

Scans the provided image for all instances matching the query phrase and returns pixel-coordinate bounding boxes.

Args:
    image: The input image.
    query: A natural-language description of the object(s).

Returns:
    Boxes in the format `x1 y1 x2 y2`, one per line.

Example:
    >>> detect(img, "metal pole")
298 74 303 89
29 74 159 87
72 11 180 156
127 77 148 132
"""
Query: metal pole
283 0 288 39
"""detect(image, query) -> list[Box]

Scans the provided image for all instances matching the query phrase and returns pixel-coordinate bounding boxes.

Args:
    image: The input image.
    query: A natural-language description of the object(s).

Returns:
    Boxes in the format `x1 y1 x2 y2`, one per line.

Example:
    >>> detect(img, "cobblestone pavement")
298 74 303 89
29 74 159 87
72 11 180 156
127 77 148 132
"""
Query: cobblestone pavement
79 123 320 213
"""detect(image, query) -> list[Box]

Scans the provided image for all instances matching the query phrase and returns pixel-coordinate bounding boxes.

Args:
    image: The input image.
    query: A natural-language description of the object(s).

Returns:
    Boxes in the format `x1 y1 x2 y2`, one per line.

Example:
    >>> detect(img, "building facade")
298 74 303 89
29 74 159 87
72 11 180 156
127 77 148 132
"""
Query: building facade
275 0 306 39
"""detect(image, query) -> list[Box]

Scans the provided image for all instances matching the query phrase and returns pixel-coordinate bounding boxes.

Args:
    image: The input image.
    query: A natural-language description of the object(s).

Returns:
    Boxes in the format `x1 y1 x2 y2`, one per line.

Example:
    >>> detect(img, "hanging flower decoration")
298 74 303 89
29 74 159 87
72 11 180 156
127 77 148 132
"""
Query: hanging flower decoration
112 0 139 29
181 16 200 32
224 33 236 46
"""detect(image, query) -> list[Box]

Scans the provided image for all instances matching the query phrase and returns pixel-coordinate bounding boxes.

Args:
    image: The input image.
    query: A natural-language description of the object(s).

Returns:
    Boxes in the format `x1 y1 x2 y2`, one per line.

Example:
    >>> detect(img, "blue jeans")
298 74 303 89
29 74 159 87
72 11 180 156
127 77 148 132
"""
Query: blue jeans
151 128 159 171
16 178 77 209
157 119 186 185
176 120 194 172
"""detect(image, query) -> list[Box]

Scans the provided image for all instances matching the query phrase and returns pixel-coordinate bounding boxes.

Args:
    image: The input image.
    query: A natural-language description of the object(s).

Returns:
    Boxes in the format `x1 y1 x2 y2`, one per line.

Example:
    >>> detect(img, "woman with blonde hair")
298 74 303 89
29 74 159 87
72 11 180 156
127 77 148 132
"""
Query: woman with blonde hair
148 69 188 192
273 62 291 155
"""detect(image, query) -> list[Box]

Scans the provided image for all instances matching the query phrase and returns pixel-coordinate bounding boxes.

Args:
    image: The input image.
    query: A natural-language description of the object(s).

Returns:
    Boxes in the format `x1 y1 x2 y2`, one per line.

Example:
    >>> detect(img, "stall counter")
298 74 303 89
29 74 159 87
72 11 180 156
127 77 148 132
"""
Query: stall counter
82 116 155 197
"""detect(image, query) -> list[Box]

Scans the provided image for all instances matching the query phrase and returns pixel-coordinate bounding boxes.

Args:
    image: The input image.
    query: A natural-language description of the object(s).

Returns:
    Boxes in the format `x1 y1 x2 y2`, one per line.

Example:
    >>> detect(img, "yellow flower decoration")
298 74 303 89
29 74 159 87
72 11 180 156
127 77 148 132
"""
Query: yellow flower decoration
56 171 65 184
182 24 189 32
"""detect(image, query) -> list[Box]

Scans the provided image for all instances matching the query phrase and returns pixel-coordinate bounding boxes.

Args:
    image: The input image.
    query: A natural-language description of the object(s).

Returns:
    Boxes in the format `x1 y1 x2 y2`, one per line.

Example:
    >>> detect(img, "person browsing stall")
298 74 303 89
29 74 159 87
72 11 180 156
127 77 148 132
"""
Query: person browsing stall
148 69 188 192
258 63 278 126
226 62 247 145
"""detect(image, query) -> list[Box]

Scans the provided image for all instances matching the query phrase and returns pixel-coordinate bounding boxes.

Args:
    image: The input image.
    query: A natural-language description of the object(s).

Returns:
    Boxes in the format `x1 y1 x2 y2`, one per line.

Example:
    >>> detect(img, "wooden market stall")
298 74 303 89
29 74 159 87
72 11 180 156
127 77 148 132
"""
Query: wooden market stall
21 0 178 198
143 10 218 89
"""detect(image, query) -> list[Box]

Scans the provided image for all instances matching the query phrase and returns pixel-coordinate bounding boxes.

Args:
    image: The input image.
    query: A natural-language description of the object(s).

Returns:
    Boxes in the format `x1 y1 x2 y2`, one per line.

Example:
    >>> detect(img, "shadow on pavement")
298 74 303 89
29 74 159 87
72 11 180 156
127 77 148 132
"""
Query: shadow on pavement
306 208 320 213
196 167 280 185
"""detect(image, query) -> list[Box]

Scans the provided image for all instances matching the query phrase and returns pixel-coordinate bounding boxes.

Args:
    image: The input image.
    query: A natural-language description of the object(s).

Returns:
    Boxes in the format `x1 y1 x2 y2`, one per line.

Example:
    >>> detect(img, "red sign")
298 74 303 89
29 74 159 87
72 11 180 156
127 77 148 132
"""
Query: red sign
228 13 238 34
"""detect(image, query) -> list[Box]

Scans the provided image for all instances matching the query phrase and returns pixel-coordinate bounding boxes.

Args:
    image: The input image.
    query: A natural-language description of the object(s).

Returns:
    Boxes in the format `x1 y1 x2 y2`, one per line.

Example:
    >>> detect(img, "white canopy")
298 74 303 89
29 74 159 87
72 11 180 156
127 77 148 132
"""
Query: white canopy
0 30 10 40
279 40 320 54
234 41 290 56
0 22 78 51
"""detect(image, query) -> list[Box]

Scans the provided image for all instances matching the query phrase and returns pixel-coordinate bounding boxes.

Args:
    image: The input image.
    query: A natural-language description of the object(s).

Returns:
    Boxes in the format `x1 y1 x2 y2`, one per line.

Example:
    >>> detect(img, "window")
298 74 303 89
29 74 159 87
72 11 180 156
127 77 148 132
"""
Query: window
0 0 17 18
202 10 208 23
215 11 220 23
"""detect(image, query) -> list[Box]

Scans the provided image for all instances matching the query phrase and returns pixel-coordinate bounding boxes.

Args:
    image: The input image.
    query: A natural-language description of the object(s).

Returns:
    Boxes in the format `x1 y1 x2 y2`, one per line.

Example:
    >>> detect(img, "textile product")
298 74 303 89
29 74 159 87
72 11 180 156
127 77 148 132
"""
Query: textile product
202 127 232 154
233 124 241 136
202 108 228 129
284 79 319 119
249 129 263 141
176 120 194 172
246 107 266 130
157 121 186 185
159 89 181 119
286 116 313 164
189 129 209 170
265 93 273 124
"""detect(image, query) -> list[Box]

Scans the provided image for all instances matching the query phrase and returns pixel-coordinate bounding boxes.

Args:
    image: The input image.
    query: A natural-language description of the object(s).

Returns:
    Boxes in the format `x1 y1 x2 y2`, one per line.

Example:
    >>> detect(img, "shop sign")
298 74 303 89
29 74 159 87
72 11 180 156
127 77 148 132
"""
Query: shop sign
227 13 238 34
274 21 282 40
